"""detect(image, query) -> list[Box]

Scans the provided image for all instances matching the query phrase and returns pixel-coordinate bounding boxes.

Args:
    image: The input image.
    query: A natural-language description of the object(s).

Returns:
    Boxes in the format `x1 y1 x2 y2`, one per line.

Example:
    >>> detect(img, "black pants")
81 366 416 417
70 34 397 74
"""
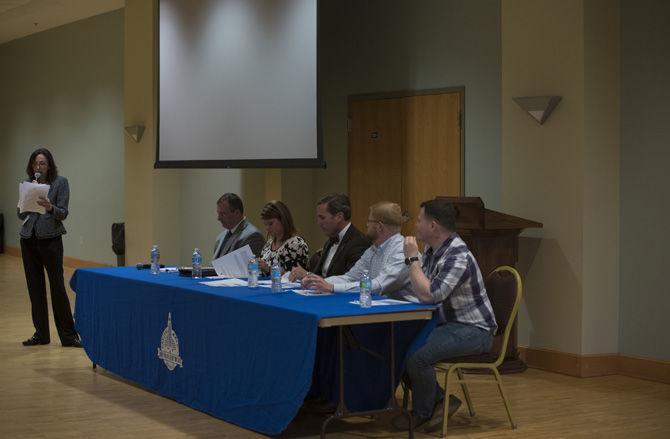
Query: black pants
20 235 77 343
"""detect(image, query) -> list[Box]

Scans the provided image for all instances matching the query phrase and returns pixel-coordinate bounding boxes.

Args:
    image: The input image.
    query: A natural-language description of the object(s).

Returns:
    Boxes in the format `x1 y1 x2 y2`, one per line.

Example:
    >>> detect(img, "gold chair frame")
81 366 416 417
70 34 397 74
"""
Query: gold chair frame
433 265 522 437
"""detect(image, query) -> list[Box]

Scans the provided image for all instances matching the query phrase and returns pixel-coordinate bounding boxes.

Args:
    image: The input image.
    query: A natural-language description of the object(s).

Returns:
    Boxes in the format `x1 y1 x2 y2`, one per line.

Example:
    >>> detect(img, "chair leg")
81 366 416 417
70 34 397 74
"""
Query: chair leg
456 368 475 417
492 368 516 429
401 378 410 410
441 367 457 438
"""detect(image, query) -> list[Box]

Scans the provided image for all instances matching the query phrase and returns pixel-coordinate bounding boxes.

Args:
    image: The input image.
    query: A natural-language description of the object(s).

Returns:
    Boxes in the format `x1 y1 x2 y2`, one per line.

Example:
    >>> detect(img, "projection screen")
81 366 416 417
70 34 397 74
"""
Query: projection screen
157 0 322 168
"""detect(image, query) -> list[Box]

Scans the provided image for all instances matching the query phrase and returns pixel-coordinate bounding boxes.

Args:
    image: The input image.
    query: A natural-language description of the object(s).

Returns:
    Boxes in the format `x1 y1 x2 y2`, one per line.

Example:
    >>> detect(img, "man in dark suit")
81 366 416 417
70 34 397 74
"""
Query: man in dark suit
290 193 369 280
213 193 265 260
289 193 370 412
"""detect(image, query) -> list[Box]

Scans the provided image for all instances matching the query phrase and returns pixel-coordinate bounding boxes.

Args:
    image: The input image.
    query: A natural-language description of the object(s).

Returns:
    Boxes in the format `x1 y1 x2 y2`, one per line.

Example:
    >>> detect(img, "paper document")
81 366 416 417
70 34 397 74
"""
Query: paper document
292 289 333 296
348 298 410 306
212 245 254 277
18 181 50 214
201 278 247 287
258 280 301 289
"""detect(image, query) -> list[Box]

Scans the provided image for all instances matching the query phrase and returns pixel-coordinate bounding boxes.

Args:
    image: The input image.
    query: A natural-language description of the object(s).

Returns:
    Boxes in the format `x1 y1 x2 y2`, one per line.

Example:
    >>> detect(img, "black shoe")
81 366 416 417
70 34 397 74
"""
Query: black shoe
62 337 83 348
447 394 462 418
22 335 49 346
302 399 337 414
424 399 445 433
424 395 462 432
392 411 431 431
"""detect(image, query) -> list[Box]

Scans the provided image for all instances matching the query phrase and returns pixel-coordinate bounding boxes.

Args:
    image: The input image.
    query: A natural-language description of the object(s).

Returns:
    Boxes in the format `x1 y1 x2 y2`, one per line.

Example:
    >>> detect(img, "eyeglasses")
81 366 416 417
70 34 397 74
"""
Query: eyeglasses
33 161 48 167
366 219 382 225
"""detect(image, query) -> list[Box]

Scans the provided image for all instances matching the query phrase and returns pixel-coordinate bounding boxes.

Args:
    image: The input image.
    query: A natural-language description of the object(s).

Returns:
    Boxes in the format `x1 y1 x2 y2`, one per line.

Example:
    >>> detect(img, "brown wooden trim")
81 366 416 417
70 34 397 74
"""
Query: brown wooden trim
581 353 619 377
519 346 582 377
519 346 669 384
618 354 670 385
63 256 111 269
5 245 21 258
4 245 111 269
348 86 466 103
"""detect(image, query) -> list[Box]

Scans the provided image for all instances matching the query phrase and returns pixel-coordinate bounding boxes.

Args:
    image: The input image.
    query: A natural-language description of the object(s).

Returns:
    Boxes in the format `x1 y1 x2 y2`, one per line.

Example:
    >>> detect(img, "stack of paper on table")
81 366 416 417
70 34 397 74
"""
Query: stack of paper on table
201 278 248 287
348 298 410 306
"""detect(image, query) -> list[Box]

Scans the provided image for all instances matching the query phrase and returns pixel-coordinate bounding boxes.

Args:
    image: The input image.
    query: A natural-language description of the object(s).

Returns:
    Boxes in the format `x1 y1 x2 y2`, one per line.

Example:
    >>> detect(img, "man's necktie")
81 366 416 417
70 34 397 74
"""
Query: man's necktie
217 230 233 258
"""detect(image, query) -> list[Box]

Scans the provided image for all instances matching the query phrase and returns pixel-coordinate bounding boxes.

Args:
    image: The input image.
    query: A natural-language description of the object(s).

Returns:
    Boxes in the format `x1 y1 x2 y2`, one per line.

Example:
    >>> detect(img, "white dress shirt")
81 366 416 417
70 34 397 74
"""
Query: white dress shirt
326 233 416 301
320 222 351 276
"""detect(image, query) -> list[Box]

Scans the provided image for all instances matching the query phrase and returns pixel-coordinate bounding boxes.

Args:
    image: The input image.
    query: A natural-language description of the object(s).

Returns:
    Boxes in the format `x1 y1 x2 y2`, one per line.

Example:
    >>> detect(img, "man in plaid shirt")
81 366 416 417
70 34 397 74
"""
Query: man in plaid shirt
395 198 497 432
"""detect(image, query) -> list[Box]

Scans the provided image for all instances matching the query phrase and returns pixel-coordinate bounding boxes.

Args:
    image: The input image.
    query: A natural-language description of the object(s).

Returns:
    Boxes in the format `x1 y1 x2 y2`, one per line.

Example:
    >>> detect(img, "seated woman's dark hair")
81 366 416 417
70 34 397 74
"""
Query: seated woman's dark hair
260 200 298 241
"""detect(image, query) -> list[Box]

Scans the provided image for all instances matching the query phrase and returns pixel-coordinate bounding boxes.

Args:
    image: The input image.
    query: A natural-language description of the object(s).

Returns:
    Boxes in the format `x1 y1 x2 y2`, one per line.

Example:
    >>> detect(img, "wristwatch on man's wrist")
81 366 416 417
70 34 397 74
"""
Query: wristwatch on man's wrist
404 256 419 266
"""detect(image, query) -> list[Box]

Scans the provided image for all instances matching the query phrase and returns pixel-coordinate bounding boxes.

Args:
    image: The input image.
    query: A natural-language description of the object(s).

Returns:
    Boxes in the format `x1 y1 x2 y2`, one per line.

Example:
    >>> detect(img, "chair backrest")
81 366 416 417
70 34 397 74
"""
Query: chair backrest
308 248 323 272
484 266 523 367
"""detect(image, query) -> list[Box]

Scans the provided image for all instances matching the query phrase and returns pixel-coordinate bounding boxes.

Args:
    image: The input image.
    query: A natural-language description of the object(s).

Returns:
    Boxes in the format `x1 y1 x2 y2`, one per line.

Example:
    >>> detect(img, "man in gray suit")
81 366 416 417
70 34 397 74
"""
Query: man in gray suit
213 193 264 260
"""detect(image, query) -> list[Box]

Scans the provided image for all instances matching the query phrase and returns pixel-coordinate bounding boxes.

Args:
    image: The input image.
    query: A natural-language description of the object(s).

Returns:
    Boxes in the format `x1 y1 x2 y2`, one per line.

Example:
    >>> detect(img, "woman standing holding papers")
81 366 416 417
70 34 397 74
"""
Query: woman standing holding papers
258 200 309 275
17 148 81 348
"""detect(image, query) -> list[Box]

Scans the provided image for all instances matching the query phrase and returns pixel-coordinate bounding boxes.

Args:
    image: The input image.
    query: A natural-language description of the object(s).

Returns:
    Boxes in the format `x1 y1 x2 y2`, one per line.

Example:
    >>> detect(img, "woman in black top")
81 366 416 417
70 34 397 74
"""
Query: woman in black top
17 148 81 347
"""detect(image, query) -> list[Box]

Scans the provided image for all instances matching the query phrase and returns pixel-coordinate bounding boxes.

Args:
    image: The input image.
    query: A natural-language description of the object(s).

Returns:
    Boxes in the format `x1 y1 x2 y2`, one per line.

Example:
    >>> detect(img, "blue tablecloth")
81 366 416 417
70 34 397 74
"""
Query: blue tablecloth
71 267 434 435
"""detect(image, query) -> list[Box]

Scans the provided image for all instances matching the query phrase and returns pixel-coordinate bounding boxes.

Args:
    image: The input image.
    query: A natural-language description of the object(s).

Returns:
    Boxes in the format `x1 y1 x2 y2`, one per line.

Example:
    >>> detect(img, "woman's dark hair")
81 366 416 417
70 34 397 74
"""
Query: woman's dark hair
317 193 352 220
260 200 298 241
420 198 459 231
26 147 58 182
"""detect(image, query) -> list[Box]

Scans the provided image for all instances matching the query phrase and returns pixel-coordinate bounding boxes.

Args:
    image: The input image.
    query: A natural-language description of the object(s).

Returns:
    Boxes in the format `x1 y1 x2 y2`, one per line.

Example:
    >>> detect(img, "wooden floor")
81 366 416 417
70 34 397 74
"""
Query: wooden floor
1 253 669 438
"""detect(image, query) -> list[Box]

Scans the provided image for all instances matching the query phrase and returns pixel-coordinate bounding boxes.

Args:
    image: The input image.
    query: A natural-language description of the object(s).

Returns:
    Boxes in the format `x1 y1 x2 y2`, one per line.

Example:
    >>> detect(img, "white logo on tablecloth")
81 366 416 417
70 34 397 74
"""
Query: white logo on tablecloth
157 313 183 371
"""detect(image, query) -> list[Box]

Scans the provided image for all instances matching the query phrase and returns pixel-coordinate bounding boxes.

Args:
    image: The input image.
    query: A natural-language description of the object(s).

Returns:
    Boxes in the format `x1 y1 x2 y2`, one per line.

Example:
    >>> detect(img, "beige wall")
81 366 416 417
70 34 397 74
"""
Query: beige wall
502 0 620 355
619 0 670 360
317 0 503 211
582 0 620 355
123 0 504 265
502 0 585 354
123 1 301 265
124 0 185 265
0 10 124 265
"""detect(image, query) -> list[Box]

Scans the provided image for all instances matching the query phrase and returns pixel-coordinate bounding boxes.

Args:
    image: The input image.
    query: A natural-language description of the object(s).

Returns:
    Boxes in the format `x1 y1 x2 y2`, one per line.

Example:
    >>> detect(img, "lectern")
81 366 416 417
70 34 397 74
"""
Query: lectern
438 196 542 373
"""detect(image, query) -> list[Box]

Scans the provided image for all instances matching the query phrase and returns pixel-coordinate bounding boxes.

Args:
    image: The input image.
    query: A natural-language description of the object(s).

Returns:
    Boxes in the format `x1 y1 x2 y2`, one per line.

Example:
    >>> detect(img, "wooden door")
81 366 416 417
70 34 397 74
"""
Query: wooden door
401 93 462 235
348 91 463 235
348 98 404 232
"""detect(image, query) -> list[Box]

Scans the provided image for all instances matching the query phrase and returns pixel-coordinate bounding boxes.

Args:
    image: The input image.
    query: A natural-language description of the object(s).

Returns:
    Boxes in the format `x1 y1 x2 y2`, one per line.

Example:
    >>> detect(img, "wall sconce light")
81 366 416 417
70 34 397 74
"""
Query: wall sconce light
124 125 145 143
513 96 562 125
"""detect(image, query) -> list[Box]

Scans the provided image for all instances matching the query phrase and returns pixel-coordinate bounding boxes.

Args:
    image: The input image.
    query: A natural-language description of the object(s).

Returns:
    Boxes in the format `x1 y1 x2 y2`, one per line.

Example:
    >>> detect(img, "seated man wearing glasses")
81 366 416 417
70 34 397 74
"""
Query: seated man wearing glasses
301 201 413 300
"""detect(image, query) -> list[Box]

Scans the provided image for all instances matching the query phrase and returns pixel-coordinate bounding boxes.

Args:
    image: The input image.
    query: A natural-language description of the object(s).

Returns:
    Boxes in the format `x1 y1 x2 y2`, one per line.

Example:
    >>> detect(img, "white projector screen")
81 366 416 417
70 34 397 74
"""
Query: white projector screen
157 0 322 168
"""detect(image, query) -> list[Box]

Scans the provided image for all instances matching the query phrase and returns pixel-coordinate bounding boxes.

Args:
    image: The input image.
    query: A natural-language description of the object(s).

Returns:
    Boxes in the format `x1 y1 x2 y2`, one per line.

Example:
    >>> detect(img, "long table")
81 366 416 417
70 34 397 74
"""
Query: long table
71 267 434 435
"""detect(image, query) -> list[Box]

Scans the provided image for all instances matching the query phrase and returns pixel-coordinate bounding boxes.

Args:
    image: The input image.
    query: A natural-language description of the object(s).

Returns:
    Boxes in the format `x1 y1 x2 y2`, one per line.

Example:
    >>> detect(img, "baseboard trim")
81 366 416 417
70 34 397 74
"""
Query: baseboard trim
5 246 21 258
4 245 111 269
519 346 669 384
519 346 583 377
618 354 670 384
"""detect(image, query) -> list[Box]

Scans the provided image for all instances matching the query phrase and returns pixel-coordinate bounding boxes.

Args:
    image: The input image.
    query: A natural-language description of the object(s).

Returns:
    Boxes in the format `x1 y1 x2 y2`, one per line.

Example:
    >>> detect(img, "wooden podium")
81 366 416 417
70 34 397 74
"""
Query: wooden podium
437 196 542 373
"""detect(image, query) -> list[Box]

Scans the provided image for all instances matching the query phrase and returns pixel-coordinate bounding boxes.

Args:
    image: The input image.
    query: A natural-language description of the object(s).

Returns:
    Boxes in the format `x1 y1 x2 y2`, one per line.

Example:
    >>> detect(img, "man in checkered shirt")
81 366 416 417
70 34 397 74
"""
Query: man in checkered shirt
395 198 497 432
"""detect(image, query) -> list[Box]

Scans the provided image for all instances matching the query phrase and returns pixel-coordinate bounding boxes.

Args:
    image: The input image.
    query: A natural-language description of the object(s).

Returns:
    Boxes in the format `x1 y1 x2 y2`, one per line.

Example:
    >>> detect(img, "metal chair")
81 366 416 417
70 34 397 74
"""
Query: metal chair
433 265 522 437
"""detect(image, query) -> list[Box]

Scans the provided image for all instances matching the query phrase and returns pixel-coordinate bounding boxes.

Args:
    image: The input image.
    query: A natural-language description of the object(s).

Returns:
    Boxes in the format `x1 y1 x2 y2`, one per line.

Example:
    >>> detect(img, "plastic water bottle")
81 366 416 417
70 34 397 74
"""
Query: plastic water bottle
359 269 372 308
150 245 160 275
247 257 259 288
271 260 282 293
191 248 202 279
